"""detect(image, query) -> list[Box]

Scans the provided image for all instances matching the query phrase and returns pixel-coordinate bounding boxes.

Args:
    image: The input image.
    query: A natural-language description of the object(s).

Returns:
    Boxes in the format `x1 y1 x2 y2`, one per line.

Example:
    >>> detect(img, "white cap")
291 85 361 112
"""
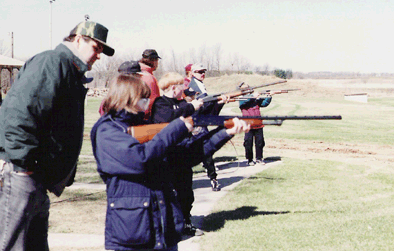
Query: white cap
191 63 207 72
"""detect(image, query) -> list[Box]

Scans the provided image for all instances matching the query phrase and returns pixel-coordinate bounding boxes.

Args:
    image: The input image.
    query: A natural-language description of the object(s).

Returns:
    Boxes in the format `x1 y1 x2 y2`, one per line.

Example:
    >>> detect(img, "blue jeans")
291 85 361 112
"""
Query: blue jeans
0 162 50 251
116 245 178 251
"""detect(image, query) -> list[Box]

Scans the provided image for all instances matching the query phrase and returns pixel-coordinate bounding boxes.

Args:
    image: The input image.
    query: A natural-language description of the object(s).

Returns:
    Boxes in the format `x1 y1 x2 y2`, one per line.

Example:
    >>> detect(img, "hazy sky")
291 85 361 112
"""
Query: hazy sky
1 0 393 73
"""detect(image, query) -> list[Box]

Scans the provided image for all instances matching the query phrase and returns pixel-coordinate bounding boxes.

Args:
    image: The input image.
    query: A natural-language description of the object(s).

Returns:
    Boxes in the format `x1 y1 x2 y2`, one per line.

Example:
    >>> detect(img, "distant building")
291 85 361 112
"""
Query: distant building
344 93 368 103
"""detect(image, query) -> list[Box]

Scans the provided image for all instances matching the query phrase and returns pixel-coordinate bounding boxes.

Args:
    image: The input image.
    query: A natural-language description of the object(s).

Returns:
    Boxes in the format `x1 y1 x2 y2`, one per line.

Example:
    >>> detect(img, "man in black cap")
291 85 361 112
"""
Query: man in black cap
0 20 114 251
139 49 161 119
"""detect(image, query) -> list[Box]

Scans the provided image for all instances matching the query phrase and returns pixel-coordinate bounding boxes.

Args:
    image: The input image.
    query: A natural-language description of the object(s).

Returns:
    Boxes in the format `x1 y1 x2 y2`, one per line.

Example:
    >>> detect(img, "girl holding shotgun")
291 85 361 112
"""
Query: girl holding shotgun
90 74 249 251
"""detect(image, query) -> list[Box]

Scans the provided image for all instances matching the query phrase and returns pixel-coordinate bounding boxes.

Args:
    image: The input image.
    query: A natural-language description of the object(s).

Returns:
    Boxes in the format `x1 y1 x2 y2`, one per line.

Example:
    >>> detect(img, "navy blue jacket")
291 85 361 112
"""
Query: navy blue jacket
91 110 193 250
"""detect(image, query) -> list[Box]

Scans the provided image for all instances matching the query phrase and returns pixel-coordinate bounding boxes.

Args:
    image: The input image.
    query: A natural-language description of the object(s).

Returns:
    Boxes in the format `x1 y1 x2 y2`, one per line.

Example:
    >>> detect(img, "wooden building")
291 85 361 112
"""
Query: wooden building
0 55 25 100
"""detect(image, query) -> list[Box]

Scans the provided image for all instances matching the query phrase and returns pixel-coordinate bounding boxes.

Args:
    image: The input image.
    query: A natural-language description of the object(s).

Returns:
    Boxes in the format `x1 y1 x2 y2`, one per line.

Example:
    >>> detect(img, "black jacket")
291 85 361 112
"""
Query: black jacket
0 43 89 196
151 96 195 123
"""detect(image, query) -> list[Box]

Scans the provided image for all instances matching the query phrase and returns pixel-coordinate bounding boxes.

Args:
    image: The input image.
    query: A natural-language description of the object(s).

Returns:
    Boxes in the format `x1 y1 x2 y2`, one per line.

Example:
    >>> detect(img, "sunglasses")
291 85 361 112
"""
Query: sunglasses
195 70 206 74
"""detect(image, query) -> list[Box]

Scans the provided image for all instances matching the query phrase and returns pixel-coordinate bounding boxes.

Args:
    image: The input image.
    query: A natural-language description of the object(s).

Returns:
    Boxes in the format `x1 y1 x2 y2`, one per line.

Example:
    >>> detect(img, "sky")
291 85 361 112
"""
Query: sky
1 0 393 73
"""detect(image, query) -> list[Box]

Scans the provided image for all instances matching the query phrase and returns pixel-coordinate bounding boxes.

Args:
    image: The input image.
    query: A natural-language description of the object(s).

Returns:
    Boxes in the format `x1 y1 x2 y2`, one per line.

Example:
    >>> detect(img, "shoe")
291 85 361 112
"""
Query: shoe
247 161 255 166
256 159 265 165
211 179 221 191
183 223 204 236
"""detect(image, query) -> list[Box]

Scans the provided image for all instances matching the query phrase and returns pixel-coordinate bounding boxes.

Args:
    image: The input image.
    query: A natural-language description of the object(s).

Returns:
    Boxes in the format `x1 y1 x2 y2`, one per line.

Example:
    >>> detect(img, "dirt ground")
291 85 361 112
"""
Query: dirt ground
267 138 393 168
272 78 393 168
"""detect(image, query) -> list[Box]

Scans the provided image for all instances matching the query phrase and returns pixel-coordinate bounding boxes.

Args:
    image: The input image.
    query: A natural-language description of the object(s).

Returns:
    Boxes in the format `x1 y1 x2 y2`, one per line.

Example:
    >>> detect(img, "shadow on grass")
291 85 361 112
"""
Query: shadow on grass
214 156 282 171
193 155 284 190
202 206 290 232
248 176 286 181
264 156 282 163
213 156 238 163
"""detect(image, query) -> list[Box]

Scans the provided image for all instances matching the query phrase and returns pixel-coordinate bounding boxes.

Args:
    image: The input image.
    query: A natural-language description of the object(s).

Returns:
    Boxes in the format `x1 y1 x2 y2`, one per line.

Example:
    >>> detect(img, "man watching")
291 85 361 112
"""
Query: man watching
0 20 114 251
139 49 161 119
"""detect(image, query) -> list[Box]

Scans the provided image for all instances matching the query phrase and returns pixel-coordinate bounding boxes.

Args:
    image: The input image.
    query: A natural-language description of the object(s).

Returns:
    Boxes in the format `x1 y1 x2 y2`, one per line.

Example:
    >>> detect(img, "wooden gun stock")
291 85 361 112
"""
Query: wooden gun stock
127 123 169 144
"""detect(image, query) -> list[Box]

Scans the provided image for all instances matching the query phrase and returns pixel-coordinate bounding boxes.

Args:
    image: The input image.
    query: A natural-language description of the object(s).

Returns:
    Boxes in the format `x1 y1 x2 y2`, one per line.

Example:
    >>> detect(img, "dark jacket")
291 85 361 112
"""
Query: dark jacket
91 110 190 250
151 96 233 168
0 43 89 196
186 77 224 116
151 96 195 123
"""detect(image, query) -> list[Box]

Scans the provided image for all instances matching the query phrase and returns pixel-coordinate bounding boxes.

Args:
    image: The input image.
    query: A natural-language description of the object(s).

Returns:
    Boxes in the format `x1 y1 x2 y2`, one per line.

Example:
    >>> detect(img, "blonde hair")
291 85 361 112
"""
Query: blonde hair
103 74 151 114
158 72 184 91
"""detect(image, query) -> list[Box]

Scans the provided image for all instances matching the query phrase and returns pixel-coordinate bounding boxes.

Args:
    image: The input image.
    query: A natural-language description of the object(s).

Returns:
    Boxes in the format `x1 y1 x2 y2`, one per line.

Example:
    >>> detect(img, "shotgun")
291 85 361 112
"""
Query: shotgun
200 80 287 103
127 115 342 143
233 89 301 101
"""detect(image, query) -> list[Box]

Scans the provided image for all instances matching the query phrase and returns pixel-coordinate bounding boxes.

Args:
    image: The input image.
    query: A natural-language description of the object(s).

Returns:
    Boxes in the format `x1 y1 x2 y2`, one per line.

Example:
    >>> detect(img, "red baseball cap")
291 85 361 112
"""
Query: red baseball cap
185 64 193 72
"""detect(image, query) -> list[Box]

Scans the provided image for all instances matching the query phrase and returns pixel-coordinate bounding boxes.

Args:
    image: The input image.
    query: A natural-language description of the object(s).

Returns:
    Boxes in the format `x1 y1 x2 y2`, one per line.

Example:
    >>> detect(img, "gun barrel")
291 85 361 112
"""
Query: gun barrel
199 80 287 103
192 115 342 127
250 80 287 90
260 115 342 120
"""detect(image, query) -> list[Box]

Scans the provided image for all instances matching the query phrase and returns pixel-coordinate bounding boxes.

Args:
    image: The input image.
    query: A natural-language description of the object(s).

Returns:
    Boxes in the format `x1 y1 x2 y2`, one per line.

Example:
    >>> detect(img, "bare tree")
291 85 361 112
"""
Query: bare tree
91 55 123 88
190 48 196 63
213 43 222 72
197 44 207 66
229 52 239 72
169 48 178 72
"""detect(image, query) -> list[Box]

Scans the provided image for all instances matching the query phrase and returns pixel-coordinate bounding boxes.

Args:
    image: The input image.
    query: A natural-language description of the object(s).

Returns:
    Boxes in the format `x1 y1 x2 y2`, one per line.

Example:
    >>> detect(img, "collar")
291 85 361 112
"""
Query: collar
139 62 154 74
110 110 145 125
60 42 90 74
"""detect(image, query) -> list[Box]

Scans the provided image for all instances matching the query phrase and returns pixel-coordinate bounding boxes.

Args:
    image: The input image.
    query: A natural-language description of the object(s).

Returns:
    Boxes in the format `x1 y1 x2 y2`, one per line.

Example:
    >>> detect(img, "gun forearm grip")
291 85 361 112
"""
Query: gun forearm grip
127 123 169 143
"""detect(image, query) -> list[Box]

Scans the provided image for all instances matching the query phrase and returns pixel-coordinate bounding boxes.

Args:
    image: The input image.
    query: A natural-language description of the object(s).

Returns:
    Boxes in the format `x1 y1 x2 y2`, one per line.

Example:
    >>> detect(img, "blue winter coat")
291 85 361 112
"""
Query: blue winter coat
91 110 190 250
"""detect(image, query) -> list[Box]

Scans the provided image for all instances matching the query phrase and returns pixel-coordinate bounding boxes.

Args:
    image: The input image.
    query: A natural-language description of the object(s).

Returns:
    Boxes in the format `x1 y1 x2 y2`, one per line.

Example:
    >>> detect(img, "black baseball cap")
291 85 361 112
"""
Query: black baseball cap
142 49 161 59
118 60 142 74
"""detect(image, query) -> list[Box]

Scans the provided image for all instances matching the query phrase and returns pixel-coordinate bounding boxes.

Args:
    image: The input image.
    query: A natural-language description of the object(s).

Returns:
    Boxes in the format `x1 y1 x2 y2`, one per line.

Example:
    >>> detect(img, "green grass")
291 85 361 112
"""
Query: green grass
80 97 103 156
200 159 394 250
75 157 102 183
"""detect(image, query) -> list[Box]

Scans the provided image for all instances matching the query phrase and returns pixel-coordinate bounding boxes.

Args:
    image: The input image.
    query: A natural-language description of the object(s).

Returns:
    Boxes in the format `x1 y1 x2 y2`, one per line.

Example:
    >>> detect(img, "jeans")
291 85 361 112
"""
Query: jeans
0 161 50 251
202 155 217 180
116 245 178 251
243 128 265 161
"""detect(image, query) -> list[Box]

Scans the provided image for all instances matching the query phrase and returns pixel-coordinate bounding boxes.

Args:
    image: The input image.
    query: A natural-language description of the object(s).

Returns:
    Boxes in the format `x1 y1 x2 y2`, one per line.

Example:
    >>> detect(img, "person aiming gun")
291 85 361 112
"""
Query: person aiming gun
91 74 250 249
184 63 231 192
239 83 273 166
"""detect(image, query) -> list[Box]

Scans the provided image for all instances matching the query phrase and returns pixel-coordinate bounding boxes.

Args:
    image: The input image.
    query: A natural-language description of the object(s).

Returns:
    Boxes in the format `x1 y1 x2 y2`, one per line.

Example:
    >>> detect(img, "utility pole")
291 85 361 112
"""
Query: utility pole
7 32 14 58
49 0 56 49
11 32 13 58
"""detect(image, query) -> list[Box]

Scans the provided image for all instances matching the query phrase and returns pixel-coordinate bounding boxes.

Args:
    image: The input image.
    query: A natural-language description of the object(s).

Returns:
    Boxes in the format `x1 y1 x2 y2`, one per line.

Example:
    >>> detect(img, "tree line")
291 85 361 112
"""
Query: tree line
0 40 292 91
89 43 293 88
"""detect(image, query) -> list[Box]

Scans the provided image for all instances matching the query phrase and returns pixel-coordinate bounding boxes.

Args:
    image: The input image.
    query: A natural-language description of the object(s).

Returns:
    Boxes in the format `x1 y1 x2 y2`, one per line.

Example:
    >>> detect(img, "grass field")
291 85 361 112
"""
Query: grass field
200 158 394 250
49 74 394 250
198 75 394 250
